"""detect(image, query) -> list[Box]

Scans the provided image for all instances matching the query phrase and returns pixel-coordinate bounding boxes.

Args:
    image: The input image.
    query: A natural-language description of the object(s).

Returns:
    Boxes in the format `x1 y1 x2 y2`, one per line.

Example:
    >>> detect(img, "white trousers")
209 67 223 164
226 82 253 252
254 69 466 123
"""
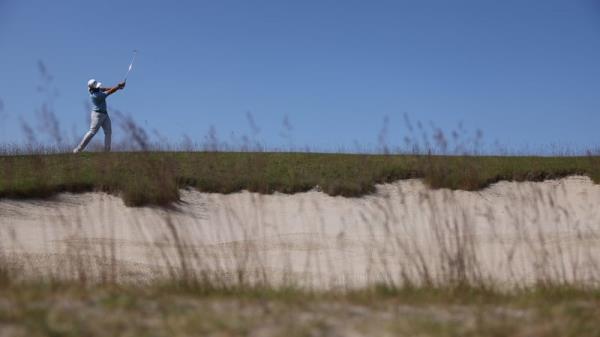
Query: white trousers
74 111 112 152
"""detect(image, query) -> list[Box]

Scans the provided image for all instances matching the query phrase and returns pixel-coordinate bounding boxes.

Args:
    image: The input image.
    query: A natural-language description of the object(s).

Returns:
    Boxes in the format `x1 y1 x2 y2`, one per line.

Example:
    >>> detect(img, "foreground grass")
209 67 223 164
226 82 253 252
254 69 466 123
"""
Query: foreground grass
0 283 599 336
1 151 599 206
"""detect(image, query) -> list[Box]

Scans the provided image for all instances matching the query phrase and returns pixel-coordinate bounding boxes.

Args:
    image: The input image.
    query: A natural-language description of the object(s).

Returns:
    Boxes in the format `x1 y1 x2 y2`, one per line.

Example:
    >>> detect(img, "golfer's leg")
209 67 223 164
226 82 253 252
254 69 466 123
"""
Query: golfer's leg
102 115 112 152
74 112 103 153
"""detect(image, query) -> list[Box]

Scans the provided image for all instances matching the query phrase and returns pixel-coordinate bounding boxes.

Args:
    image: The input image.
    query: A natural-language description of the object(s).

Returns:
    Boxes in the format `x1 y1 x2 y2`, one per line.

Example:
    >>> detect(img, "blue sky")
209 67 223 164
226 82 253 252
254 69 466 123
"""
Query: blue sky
1 0 599 153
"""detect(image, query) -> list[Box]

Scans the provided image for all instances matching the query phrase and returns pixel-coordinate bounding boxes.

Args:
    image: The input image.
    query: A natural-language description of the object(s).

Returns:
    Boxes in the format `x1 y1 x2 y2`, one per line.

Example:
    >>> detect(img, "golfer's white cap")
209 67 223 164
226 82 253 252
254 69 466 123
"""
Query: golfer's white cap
87 79 102 89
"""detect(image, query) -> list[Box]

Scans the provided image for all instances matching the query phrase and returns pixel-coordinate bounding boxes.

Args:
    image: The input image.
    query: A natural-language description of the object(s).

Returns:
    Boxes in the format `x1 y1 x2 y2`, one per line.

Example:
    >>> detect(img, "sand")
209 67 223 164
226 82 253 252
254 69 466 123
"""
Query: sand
1 176 600 288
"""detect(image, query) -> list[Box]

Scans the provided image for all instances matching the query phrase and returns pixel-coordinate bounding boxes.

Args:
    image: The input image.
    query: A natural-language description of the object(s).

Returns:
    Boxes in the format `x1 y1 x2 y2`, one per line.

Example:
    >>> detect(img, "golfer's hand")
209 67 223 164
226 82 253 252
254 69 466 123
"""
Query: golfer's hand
118 82 126 89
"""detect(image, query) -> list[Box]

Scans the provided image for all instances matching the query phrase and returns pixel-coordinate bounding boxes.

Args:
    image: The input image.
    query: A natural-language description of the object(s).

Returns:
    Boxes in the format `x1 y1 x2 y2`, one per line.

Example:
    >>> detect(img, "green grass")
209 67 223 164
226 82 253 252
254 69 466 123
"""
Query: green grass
1 151 599 206
1 282 599 336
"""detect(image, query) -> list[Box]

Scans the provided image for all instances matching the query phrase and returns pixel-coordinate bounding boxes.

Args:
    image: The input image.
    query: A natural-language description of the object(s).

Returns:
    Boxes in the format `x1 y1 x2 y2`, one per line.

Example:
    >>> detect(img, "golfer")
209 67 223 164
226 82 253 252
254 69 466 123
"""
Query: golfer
73 79 126 153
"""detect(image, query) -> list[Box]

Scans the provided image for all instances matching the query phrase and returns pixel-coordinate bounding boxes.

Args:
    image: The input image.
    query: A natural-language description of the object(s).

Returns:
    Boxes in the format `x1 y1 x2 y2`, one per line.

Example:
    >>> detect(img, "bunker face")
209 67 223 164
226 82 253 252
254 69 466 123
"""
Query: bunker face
1 176 599 288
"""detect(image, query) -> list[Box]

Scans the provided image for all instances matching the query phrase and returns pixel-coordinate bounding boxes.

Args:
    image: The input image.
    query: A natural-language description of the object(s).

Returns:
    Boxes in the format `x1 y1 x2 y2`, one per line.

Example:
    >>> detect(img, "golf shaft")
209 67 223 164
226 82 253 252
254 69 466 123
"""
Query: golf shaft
123 50 137 82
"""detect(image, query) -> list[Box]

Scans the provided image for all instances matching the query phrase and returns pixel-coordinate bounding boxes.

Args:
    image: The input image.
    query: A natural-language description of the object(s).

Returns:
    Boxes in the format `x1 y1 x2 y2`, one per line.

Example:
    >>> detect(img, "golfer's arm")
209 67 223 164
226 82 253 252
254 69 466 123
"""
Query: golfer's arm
105 86 120 96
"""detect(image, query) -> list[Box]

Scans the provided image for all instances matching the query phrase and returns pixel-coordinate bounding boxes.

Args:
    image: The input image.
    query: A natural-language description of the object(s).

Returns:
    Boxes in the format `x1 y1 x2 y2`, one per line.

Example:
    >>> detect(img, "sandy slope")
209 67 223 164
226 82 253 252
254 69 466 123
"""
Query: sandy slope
1 176 600 288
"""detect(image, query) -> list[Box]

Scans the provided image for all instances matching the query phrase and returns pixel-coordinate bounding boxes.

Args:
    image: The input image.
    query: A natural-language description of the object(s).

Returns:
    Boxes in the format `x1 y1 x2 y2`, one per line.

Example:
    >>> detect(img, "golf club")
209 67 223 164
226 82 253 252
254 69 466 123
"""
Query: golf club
123 49 137 83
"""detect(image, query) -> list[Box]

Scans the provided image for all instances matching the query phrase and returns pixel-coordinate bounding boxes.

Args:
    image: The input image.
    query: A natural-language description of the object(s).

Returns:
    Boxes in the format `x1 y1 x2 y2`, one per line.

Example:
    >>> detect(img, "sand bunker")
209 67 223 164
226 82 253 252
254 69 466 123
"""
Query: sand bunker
1 176 600 288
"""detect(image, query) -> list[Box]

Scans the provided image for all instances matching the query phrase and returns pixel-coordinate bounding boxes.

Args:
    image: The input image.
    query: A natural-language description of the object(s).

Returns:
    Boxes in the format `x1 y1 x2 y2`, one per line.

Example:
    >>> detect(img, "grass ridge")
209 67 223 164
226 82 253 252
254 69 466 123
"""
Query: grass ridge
1 152 599 206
